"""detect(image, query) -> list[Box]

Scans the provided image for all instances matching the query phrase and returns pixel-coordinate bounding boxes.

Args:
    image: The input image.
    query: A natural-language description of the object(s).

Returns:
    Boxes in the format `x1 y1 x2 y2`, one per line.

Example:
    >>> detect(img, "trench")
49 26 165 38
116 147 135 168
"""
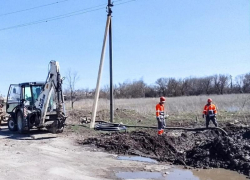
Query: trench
78 123 250 177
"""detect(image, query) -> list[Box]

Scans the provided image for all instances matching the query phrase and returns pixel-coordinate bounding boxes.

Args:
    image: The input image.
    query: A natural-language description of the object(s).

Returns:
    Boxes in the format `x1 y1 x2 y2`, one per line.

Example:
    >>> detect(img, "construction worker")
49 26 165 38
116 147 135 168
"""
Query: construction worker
156 96 166 135
202 98 218 128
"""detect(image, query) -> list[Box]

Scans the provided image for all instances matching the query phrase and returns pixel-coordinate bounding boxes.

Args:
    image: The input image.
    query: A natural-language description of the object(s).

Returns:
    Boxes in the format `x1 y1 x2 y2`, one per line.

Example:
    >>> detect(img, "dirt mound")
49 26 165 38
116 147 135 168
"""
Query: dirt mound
186 136 250 175
79 126 250 177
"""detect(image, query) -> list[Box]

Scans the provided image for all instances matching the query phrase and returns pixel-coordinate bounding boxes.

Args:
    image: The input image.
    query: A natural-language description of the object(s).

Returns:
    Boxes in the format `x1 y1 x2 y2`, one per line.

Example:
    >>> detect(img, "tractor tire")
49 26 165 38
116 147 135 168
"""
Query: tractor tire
8 118 17 131
47 120 64 134
16 111 29 134
57 123 64 133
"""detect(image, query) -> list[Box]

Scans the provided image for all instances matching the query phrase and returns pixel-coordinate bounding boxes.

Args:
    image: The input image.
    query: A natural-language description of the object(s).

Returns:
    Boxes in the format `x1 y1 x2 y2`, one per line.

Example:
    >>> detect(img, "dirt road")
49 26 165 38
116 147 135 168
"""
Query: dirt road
0 125 162 180
0 123 249 180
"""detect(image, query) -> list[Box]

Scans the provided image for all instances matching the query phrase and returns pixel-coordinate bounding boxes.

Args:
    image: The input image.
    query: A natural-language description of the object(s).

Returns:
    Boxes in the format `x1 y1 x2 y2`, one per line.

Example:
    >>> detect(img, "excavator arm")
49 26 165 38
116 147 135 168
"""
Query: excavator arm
34 61 66 127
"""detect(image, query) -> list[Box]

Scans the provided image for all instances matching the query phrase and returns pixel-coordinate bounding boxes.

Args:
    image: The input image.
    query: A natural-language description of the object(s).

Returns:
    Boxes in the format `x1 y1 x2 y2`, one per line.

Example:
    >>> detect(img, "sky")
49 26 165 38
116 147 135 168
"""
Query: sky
0 0 249 96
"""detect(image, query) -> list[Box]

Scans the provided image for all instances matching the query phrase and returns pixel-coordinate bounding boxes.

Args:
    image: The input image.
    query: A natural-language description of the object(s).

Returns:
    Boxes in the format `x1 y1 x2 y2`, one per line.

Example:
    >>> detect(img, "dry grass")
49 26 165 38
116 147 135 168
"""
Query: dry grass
65 94 250 124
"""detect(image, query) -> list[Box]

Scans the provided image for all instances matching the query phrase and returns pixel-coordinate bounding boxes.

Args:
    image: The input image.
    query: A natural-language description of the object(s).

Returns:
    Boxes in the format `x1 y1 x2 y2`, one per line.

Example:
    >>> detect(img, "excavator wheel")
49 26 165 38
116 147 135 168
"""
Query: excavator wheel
8 117 17 131
47 120 64 134
47 121 58 134
57 123 64 133
16 111 29 134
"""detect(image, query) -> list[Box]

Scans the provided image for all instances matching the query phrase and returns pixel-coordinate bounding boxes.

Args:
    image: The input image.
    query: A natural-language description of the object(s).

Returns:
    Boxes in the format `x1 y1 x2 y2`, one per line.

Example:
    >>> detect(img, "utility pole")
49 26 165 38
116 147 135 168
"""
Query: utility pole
108 0 114 123
90 0 114 128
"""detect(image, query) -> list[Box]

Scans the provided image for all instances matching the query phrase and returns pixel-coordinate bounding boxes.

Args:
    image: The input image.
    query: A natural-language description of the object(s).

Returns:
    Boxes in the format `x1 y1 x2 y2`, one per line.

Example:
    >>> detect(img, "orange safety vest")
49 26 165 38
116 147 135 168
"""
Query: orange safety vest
203 104 217 115
156 103 164 117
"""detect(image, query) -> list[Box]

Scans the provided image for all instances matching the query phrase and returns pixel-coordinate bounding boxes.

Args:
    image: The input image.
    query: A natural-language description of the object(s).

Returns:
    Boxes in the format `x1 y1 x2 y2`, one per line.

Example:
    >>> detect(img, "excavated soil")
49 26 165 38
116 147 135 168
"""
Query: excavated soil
79 123 250 177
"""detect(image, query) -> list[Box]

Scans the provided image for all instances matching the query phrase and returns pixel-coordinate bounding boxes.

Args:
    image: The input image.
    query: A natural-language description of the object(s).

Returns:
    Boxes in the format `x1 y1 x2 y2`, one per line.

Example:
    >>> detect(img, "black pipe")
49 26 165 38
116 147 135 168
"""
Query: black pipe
94 121 228 135
125 125 228 135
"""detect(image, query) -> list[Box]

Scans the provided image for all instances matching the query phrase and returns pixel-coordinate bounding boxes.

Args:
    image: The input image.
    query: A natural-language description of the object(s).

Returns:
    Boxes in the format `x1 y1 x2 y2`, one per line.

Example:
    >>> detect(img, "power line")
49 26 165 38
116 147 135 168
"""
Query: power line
0 0 135 32
114 0 136 6
0 0 71 17
0 4 107 31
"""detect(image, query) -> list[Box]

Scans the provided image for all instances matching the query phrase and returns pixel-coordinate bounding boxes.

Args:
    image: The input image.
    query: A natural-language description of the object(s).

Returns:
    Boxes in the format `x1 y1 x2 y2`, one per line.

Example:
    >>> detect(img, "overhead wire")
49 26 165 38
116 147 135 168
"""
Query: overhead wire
0 5 107 31
114 0 136 6
0 0 135 32
0 0 71 17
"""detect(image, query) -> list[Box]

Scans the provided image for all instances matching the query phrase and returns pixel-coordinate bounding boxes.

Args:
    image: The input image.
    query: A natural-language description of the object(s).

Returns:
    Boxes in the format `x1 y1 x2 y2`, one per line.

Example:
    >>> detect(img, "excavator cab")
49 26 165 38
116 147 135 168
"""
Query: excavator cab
6 82 46 132
6 82 44 112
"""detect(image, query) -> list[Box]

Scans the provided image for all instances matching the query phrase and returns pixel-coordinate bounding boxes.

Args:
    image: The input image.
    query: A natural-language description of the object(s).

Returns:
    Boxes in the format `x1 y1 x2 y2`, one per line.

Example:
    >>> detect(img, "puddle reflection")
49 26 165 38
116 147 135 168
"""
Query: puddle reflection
116 156 247 180
115 168 247 180
116 171 162 179
117 156 157 163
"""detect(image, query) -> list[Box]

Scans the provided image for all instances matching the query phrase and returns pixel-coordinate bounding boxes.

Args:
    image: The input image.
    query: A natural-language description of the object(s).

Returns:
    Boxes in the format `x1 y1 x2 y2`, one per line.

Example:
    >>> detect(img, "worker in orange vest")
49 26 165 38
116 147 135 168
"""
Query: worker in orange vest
202 98 218 128
156 96 166 135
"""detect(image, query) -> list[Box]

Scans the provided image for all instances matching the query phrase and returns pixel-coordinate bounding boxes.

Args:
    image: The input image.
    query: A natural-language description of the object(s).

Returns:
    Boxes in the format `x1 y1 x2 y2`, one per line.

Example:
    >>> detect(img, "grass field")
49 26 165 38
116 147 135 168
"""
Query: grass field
65 94 250 126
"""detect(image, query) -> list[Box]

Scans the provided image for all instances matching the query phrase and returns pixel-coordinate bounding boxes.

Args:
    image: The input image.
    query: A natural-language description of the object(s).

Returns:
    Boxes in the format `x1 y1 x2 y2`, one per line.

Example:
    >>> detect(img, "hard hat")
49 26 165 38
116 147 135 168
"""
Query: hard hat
160 96 166 102
207 98 212 103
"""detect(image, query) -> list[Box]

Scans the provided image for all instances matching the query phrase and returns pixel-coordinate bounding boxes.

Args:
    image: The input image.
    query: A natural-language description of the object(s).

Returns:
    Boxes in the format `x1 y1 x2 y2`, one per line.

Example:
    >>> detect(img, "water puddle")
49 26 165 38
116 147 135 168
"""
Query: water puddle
115 169 198 180
167 169 199 180
115 167 247 180
116 156 247 180
192 168 247 180
117 156 157 164
116 171 162 179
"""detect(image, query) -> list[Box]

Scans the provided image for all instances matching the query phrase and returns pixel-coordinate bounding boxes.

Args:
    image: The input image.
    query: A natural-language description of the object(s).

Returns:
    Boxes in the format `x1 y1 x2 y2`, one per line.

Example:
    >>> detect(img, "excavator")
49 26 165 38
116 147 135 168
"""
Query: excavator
6 61 66 133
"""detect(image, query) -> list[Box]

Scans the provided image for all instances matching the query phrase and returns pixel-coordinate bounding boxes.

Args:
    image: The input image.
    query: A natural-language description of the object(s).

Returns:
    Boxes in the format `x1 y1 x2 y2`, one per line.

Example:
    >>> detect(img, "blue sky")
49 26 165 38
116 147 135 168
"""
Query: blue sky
0 0 249 96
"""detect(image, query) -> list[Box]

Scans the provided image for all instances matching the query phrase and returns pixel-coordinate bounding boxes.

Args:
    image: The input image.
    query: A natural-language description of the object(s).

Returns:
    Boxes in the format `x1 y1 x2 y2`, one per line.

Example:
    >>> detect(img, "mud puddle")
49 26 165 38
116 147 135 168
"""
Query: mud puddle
115 168 247 180
117 156 158 164
192 168 247 180
116 171 163 179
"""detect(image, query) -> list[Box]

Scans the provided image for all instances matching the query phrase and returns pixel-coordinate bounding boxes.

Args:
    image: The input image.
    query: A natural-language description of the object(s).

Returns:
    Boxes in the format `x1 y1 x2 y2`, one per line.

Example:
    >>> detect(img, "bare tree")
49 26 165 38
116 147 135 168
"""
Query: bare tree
130 79 146 98
114 79 146 98
188 77 203 95
179 78 190 96
167 78 179 96
219 75 229 94
99 85 110 99
63 72 250 99
145 85 157 97
213 74 229 94
243 73 250 93
235 75 244 93
155 78 168 96
66 69 79 109
201 76 213 95
116 81 130 98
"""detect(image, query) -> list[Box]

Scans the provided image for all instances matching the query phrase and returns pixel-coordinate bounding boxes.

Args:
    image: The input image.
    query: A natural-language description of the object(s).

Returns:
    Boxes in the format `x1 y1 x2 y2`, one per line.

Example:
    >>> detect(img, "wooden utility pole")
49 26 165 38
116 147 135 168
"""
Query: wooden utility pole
90 0 114 128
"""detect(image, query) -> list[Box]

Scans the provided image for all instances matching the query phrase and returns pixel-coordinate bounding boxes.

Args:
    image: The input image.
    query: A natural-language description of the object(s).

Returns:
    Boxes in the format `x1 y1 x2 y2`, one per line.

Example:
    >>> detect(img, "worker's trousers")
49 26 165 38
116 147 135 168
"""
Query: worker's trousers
157 117 165 135
206 116 218 128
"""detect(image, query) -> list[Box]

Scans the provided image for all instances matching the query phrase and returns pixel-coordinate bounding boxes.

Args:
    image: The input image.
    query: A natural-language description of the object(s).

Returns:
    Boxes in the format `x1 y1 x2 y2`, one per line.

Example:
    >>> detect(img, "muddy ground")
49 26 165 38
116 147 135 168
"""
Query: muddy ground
1 123 172 180
0 106 249 179
79 121 250 177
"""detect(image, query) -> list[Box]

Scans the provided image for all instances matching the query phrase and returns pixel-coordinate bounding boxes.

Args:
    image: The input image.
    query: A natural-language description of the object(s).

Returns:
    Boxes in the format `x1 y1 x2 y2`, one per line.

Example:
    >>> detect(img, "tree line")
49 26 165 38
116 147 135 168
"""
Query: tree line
65 72 250 107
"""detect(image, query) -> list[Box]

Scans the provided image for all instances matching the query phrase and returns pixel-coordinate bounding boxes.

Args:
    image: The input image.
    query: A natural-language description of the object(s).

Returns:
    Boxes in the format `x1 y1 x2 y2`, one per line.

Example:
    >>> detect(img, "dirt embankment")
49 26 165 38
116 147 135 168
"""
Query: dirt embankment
79 123 250 177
